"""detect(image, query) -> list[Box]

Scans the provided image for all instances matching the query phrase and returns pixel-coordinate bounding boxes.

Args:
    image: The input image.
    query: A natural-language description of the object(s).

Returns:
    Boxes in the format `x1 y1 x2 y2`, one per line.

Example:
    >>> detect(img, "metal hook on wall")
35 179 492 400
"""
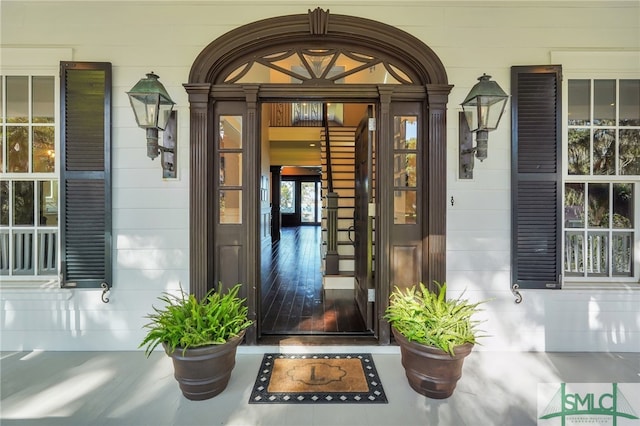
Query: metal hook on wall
101 282 111 304
511 283 522 304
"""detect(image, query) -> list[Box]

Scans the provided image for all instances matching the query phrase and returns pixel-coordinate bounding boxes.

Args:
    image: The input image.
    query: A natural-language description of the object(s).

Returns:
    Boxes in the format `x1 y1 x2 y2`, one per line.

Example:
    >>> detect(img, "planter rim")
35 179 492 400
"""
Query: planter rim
162 330 246 356
391 326 474 356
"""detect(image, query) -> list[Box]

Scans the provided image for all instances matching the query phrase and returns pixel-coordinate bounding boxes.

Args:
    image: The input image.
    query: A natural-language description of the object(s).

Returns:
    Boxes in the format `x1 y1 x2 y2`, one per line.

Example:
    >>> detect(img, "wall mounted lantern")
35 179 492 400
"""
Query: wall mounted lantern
127 72 177 178
459 74 508 179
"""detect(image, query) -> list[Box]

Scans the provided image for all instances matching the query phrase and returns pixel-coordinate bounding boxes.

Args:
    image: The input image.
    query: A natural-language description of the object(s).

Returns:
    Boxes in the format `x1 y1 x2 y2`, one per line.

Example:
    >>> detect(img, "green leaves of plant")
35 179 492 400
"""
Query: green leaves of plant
384 282 486 356
139 283 253 357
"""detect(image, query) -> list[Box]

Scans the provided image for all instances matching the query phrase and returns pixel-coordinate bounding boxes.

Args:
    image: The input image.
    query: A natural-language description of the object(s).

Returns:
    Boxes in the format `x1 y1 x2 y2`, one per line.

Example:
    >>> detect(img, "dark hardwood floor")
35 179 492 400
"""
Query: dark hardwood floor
260 226 368 335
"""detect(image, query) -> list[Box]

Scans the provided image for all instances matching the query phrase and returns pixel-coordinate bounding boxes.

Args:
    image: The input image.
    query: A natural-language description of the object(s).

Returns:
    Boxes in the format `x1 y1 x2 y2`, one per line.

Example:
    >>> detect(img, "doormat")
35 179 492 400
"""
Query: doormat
249 353 387 404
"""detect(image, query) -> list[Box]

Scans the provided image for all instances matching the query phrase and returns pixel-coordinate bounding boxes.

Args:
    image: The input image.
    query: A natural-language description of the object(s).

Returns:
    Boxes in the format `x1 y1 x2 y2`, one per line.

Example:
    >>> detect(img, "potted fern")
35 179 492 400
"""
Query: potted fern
384 281 485 399
140 283 253 400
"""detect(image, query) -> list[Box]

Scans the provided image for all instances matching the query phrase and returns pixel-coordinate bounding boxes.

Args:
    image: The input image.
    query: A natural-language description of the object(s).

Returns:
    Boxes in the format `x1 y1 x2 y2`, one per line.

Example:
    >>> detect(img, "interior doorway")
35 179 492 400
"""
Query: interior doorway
260 102 373 335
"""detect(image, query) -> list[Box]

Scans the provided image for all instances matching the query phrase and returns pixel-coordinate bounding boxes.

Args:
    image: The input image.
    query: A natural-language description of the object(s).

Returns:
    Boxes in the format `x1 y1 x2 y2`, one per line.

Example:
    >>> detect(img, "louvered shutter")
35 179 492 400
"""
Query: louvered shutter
60 62 112 288
511 65 562 289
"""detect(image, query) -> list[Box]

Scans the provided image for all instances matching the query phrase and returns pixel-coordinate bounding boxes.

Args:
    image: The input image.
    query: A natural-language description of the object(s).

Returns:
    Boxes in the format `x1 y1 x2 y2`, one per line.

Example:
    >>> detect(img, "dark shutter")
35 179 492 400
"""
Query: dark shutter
60 62 112 288
511 65 562 289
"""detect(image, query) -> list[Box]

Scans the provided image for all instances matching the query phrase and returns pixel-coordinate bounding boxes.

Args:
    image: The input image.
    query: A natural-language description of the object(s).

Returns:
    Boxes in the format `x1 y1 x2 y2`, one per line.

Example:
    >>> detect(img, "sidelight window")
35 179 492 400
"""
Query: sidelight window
393 115 418 224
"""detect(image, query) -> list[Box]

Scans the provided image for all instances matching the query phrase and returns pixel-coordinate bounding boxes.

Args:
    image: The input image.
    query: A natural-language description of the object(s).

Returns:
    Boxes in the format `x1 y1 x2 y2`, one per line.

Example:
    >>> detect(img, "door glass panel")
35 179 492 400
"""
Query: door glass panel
394 116 417 149
394 153 416 187
393 115 418 224
280 181 295 214
219 153 242 186
219 190 242 224
612 232 633 276
219 115 243 224
301 181 319 223
219 116 242 149
394 190 416 224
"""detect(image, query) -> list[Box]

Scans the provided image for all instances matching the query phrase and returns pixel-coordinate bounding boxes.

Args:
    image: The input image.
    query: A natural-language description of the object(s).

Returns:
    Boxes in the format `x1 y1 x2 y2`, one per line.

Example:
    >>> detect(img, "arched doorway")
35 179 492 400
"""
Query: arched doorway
185 8 452 345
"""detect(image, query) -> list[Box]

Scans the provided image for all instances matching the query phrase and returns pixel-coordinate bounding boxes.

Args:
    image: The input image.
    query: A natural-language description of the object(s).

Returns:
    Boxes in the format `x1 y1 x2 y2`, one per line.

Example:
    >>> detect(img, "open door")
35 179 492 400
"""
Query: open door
353 105 375 330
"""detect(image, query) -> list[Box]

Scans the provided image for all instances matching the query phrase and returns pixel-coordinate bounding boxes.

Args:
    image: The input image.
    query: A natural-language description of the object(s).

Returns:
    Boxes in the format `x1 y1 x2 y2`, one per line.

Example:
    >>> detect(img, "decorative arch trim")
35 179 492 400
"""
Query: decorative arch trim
189 8 448 86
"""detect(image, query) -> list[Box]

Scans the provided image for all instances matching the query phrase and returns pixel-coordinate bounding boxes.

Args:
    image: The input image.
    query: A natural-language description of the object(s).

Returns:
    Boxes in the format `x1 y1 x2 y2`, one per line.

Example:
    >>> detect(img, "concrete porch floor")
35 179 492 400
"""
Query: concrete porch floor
1 346 639 426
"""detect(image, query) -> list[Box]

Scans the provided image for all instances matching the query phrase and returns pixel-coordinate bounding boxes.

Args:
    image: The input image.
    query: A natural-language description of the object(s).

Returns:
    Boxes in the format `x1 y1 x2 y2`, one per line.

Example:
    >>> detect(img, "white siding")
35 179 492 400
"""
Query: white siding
1 1 639 352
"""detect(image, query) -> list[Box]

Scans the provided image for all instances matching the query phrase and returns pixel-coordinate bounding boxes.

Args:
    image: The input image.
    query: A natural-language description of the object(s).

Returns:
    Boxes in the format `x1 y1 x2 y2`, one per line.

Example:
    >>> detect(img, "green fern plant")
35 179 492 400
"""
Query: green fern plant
384 282 486 356
139 283 253 357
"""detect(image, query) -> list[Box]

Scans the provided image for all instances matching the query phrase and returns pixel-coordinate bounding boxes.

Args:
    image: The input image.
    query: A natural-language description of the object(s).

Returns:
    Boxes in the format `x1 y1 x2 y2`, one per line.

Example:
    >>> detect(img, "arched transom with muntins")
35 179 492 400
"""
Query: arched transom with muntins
225 47 414 85
188 8 448 85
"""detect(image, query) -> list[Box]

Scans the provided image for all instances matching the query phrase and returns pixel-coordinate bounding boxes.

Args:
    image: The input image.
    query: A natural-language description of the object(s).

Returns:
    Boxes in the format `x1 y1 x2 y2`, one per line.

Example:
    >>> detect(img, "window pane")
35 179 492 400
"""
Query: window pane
38 180 58 226
592 129 615 175
13 181 34 225
619 129 640 175
586 232 608 276
33 126 55 172
219 153 242 186
568 80 590 126
619 80 640 126
564 231 584 276
6 76 28 123
588 183 609 228
0 181 8 225
32 76 54 123
394 190 416 224
394 116 417 149
219 190 242 224
568 128 590 175
0 78 3 123
394 153 416 187
220 116 242 149
612 183 633 229
593 80 616 126
564 183 585 228
612 232 633 276
7 126 28 172
301 181 317 223
280 181 295 214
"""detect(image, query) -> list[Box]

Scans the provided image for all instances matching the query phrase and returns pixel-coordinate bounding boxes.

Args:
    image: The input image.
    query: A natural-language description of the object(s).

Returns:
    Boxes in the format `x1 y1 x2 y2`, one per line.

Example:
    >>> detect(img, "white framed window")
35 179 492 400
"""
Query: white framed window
0 74 59 278
563 78 640 282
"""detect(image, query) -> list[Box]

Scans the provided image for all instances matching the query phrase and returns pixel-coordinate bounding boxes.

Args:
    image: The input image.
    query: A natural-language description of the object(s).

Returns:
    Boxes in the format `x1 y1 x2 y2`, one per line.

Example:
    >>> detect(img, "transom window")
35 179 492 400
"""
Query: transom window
564 79 640 280
0 75 58 277
225 48 413 85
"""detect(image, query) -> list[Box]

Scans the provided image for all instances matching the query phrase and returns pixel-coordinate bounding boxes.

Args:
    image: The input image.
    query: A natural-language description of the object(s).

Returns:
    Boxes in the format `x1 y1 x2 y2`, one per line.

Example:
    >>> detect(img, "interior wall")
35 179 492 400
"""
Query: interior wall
0 1 638 351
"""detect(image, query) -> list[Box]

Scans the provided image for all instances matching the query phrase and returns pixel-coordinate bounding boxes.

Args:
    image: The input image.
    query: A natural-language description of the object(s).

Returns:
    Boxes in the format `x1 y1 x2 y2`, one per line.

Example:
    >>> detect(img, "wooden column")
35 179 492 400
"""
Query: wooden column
425 84 453 293
184 83 212 301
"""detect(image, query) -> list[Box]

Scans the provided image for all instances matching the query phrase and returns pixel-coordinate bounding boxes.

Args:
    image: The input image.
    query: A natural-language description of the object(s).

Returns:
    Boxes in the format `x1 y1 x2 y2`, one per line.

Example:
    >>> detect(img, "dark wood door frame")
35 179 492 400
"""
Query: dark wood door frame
185 9 452 345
